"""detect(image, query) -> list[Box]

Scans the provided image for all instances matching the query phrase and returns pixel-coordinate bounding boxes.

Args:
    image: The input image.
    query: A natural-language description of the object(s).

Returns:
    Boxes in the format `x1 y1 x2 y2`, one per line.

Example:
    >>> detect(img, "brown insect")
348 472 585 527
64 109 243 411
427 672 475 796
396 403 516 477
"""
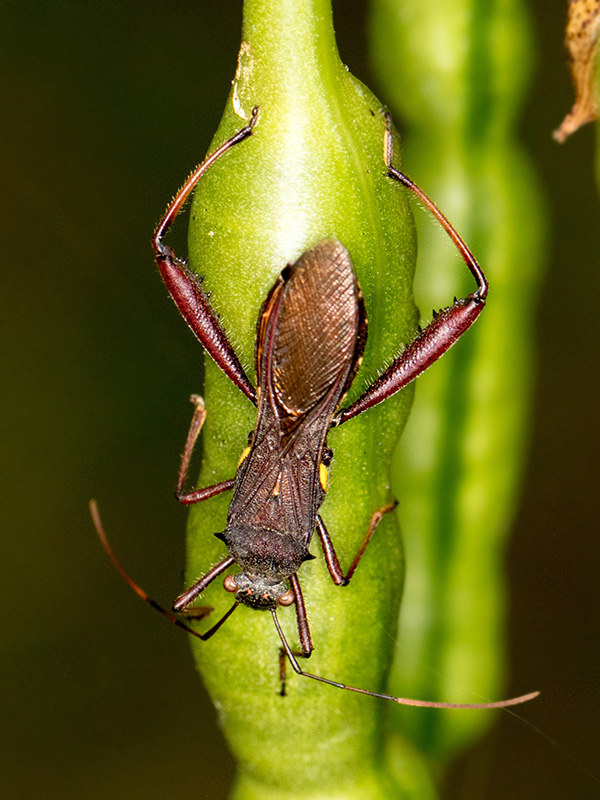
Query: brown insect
92 107 538 710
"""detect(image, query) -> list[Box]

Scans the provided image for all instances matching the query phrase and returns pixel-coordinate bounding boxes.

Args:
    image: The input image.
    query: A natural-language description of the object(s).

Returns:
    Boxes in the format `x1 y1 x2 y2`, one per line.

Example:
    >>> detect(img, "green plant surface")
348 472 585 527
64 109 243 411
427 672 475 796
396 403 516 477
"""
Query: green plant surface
178 0 432 797
370 0 546 766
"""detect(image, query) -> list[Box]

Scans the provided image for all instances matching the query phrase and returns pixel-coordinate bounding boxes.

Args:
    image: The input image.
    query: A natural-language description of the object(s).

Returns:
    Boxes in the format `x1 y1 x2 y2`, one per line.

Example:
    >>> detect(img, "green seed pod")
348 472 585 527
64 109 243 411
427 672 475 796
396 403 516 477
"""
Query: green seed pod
182 0 421 796
370 0 545 767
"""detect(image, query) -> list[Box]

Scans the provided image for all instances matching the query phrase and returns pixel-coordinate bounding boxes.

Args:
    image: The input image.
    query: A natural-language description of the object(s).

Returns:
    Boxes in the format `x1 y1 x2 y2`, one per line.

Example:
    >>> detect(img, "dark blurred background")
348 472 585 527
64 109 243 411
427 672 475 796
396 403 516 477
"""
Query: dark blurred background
1 1 598 798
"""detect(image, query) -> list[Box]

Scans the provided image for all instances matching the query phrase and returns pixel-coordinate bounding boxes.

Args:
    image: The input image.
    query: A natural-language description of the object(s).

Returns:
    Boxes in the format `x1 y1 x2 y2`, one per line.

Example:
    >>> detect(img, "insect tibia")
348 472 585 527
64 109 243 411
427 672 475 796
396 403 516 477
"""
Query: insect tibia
334 294 485 425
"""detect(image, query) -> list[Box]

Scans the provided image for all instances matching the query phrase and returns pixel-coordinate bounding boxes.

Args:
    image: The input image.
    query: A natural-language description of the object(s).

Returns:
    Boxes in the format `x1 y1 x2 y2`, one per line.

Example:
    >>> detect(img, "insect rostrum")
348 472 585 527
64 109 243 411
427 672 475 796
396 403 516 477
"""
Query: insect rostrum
92 108 537 711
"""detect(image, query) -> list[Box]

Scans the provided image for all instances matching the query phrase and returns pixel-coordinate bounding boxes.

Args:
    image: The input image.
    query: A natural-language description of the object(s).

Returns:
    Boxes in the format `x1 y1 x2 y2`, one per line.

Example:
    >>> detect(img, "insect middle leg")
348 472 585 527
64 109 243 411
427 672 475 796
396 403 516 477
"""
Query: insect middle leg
176 394 236 505
316 502 397 586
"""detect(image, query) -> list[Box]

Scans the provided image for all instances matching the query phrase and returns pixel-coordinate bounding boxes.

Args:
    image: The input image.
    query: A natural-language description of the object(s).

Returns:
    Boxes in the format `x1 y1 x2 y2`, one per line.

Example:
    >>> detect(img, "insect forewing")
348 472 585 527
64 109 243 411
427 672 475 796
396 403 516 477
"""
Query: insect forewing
268 239 365 416
229 241 366 541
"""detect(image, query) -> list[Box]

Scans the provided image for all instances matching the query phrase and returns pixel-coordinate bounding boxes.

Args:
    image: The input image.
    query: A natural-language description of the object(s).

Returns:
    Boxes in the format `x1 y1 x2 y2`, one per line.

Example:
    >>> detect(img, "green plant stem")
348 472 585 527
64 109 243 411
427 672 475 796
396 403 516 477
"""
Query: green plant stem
370 0 546 767
181 0 432 797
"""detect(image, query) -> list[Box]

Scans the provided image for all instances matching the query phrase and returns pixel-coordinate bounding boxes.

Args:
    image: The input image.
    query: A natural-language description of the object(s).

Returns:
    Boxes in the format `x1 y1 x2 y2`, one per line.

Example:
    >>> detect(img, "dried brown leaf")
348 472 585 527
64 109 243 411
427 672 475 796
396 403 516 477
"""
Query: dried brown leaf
554 0 600 143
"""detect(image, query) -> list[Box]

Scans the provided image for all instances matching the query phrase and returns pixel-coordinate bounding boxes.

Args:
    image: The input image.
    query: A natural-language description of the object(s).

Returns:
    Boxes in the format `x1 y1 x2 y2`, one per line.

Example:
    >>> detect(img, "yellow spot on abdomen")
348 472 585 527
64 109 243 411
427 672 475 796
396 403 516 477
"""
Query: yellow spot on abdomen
237 446 251 467
319 463 328 492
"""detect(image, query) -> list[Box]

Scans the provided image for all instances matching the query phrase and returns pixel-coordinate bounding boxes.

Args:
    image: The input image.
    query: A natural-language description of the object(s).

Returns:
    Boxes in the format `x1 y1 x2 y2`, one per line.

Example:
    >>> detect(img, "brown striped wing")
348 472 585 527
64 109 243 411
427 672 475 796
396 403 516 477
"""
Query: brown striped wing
271 240 364 417
230 240 366 540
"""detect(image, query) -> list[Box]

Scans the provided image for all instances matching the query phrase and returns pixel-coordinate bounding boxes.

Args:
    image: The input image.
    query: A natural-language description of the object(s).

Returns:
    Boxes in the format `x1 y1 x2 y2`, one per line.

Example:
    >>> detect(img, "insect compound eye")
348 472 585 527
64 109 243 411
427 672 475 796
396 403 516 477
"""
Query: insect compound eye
277 588 295 606
223 574 238 593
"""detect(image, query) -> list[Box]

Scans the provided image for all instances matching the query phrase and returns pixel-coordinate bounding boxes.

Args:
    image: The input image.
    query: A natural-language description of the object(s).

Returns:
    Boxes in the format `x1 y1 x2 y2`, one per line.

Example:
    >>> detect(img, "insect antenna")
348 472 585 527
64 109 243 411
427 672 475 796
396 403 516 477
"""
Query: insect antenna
90 500 238 641
271 609 539 710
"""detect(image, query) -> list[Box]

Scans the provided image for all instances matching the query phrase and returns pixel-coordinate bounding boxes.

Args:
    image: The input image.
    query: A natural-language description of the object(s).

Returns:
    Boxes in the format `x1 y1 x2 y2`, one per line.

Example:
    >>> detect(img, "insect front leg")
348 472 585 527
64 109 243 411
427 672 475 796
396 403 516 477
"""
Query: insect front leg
333 114 488 426
153 108 259 404
289 573 313 655
176 394 236 505
316 503 397 586
278 574 313 696
173 556 237 612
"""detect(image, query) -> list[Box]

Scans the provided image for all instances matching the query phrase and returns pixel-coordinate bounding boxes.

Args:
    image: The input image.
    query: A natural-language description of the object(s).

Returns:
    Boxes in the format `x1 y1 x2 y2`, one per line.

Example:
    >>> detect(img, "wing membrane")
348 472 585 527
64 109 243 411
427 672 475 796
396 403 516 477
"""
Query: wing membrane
230 240 365 541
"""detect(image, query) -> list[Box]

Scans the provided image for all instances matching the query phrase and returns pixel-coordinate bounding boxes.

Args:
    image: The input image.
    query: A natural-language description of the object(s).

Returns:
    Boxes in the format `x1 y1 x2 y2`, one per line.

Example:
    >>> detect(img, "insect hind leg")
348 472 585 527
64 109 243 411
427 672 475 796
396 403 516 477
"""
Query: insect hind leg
333 113 487 427
152 109 259 404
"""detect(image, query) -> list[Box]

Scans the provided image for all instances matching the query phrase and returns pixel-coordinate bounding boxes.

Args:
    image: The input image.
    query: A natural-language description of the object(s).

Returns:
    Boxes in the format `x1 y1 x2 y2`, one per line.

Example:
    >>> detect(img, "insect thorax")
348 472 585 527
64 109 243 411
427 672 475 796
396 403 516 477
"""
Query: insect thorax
220 523 311 609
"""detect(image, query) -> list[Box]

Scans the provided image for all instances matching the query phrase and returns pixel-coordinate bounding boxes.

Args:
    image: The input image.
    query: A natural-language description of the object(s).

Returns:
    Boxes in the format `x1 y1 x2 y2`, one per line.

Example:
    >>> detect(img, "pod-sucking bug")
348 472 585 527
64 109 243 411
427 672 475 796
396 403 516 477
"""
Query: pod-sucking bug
92 107 537 710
